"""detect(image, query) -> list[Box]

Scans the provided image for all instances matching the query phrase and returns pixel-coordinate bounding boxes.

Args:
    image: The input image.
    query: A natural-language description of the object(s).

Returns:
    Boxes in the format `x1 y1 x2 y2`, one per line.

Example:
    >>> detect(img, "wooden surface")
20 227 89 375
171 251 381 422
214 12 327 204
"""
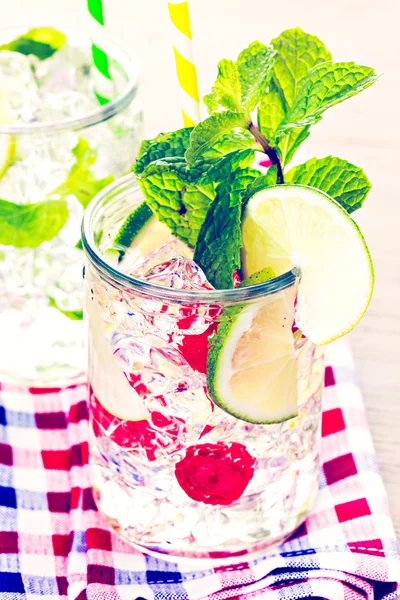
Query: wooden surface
7 0 400 538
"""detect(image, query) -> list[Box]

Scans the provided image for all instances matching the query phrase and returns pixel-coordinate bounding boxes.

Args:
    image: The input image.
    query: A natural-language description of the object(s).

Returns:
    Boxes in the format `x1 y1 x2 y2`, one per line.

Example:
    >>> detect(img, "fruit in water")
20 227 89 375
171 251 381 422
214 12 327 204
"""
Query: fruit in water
175 442 255 505
207 279 298 424
91 395 186 461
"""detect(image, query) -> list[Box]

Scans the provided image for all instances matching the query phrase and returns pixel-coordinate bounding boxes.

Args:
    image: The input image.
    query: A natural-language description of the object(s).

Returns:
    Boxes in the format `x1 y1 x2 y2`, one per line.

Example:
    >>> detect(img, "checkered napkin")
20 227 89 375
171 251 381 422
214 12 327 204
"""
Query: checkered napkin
0 340 399 600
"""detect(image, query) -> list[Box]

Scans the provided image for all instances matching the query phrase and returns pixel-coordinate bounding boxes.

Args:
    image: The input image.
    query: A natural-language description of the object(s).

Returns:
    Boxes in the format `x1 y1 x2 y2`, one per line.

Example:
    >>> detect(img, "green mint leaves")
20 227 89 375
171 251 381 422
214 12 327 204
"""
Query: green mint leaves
276 62 377 135
52 138 114 209
271 28 332 108
138 159 214 248
134 27 377 290
256 28 378 169
194 168 261 288
0 27 66 60
285 156 371 212
185 112 251 165
0 138 113 249
0 198 68 248
204 42 275 115
134 128 193 175
204 60 242 113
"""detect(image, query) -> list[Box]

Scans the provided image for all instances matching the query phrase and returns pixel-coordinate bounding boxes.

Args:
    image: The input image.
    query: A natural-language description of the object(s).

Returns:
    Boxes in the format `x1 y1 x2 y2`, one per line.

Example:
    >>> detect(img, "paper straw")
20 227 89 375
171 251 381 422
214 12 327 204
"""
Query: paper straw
87 0 114 104
167 0 201 127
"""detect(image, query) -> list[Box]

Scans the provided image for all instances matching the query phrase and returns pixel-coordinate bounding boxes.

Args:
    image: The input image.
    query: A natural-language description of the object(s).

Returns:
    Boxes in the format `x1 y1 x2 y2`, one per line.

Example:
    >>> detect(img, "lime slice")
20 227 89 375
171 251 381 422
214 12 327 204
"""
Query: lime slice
241 184 374 344
114 201 171 259
0 91 16 180
87 295 149 421
207 283 298 424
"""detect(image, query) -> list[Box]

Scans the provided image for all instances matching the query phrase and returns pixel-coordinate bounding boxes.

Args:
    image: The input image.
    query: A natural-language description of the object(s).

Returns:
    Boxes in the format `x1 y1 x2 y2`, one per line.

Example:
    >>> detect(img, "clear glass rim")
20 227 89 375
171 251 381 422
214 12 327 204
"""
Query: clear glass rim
0 27 139 135
82 173 297 304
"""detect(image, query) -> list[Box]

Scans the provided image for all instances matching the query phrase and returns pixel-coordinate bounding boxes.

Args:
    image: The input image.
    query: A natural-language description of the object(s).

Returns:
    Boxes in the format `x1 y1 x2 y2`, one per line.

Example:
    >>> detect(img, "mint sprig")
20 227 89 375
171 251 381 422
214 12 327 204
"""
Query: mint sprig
285 156 371 212
271 28 332 109
52 138 114 209
276 62 377 135
185 112 251 165
133 27 377 289
134 128 193 176
0 138 113 249
204 42 274 114
0 198 68 248
194 168 261 288
0 27 66 60
138 159 214 248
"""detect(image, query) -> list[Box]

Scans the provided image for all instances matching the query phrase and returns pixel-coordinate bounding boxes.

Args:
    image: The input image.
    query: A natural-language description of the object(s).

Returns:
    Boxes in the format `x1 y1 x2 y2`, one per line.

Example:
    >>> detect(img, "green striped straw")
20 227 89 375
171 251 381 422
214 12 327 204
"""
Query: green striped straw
87 0 114 105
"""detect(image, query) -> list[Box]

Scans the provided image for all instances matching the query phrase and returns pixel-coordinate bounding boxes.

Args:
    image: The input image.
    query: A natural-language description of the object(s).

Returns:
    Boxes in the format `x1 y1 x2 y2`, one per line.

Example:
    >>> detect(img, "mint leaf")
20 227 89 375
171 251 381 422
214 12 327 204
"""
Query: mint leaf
259 28 331 168
257 88 285 146
0 198 68 248
194 188 241 290
0 27 66 60
138 161 214 248
277 62 377 134
236 42 275 112
186 112 251 165
134 128 193 175
285 156 371 212
48 297 83 320
198 149 255 185
257 88 310 167
52 138 114 208
278 127 310 168
145 156 215 197
204 42 274 115
194 168 260 289
271 28 332 109
202 129 255 159
204 59 242 113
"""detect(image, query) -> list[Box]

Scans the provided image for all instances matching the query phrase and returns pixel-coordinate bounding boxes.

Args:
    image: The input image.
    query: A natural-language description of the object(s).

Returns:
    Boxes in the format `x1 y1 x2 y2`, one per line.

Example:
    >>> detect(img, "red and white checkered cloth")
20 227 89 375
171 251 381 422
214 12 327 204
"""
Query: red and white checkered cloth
0 340 399 600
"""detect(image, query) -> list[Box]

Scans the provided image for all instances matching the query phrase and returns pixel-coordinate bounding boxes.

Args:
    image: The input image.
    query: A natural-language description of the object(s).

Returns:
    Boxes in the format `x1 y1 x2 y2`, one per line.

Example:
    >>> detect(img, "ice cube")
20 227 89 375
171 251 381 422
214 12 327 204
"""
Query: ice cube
34 44 93 96
0 51 41 122
123 238 191 277
143 256 213 291
0 133 76 203
39 90 98 122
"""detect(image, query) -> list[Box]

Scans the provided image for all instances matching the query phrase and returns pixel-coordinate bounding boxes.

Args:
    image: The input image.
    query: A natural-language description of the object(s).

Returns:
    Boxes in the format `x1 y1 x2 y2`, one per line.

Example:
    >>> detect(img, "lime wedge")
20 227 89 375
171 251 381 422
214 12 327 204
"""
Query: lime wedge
0 91 16 180
114 201 171 259
242 184 374 344
207 283 298 424
87 296 149 421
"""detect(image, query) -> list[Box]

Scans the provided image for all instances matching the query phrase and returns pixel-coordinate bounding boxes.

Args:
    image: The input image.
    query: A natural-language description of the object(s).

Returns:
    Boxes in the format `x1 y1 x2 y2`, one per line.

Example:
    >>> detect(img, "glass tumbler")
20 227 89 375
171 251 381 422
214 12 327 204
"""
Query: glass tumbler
82 174 324 564
0 29 142 386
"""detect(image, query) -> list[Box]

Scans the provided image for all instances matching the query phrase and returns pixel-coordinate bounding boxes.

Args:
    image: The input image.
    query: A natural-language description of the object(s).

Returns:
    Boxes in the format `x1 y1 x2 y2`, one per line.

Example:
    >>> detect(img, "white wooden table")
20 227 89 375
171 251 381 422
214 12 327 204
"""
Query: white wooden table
7 0 400 540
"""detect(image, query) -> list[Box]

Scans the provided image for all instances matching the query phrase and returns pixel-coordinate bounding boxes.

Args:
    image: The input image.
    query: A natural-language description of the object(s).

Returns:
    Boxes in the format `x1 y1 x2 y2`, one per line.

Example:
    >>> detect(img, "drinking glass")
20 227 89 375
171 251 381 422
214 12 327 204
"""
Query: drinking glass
0 29 142 386
82 174 324 564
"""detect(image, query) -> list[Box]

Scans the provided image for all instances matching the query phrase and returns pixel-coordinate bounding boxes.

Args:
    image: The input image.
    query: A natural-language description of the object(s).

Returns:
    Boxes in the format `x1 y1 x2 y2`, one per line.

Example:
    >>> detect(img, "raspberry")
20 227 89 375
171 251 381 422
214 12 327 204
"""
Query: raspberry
90 394 185 461
175 442 255 505
179 320 218 374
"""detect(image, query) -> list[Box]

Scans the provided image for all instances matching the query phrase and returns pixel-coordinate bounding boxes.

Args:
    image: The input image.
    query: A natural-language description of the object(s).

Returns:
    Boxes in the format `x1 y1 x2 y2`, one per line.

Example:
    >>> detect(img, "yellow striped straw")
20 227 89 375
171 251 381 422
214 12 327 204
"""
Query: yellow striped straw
167 0 201 127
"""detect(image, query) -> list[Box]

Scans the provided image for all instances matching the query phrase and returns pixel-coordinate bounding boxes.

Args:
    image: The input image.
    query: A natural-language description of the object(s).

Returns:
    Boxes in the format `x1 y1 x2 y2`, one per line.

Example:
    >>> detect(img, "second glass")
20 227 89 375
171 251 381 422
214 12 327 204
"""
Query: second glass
82 175 324 564
0 29 142 386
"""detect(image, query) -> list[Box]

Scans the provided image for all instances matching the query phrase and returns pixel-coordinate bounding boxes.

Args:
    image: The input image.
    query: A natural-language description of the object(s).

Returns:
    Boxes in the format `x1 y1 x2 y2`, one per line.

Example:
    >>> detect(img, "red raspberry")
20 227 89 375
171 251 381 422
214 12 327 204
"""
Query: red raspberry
90 394 185 461
175 442 256 505
179 320 219 374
